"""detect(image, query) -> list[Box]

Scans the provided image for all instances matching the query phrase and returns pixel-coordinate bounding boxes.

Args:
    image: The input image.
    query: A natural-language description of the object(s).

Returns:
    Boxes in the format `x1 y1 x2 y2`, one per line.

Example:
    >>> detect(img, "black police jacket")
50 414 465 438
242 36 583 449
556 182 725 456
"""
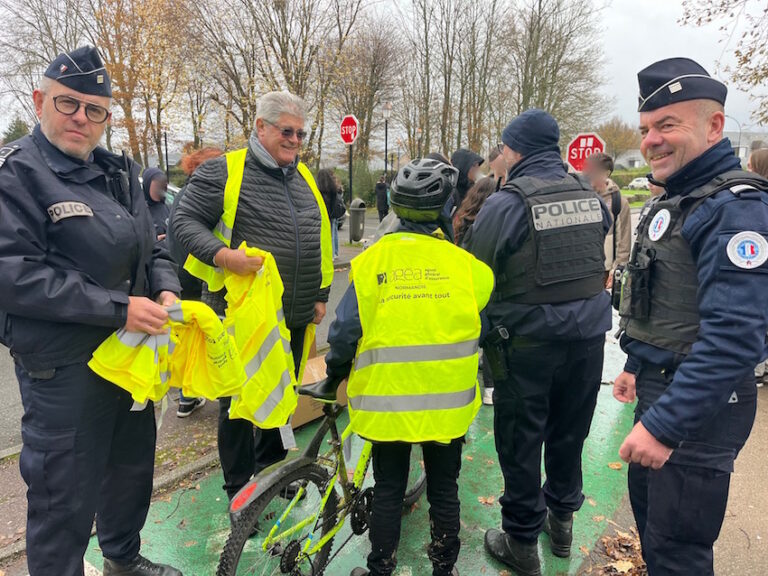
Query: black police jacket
0 126 180 371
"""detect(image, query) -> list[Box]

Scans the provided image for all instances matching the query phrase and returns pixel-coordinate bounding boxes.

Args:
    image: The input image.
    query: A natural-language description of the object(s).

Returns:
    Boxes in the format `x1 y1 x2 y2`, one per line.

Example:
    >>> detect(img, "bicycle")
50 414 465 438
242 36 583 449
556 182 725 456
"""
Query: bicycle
217 379 427 576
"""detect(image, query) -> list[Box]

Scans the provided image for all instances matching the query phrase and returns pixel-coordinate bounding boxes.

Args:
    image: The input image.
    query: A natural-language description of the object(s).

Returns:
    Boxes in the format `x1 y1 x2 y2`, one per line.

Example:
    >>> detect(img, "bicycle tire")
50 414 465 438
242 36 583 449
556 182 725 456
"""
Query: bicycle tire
402 447 427 510
217 463 339 576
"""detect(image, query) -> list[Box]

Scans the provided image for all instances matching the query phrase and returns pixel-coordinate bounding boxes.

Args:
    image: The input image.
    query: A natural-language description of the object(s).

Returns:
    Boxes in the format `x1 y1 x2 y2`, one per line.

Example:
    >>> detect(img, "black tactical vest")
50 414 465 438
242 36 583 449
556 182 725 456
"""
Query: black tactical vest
495 175 607 304
620 170 768 355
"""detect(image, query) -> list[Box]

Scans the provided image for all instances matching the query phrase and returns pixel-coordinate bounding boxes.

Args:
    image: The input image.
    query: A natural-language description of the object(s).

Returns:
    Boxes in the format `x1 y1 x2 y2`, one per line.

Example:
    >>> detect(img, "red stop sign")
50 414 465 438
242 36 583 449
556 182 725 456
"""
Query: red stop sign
340 114 359 145
566 133 606 172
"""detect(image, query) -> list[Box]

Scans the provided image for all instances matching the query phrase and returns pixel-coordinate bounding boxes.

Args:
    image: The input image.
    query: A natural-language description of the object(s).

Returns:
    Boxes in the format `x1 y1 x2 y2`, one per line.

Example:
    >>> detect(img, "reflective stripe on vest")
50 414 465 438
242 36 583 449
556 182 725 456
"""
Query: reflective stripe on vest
346 232 494 443
349 384 477 413
183 149 333 292
254 369 293 423
354 340 479 371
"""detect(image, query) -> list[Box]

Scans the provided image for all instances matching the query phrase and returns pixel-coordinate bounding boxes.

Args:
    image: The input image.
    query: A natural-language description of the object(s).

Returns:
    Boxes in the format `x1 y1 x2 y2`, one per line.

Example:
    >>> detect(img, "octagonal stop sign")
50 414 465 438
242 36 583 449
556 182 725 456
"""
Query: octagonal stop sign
340 114 359 145
567 132 606 172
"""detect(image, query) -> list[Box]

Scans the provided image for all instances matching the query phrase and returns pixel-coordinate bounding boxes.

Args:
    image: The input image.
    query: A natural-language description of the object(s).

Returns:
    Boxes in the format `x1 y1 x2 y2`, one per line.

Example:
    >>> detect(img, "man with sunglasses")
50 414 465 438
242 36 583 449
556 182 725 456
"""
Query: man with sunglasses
0 46 182 575
173 91 333 505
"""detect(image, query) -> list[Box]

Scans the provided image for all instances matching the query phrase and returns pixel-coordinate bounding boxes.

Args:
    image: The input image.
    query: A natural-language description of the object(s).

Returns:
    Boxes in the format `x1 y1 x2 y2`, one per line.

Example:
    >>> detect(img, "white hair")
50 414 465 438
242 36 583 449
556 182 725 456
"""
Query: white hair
254 91 306 128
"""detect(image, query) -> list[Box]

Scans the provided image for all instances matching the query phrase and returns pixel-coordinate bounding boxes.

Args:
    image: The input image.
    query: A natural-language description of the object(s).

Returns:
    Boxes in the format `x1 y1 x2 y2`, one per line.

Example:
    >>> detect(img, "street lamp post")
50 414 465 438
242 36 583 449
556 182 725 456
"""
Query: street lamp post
725 114 743 162
383 102 392 180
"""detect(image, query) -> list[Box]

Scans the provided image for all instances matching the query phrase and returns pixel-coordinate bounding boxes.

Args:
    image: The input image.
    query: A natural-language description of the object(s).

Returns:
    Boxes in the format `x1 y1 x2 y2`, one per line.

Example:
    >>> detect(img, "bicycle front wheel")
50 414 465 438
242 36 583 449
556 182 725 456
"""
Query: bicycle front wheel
217 463 339 576
403 444 426 510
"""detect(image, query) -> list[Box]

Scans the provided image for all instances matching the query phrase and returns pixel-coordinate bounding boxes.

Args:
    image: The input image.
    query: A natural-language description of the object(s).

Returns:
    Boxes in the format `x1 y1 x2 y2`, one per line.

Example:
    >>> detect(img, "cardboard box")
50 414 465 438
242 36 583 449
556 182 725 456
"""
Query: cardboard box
292 355 348 429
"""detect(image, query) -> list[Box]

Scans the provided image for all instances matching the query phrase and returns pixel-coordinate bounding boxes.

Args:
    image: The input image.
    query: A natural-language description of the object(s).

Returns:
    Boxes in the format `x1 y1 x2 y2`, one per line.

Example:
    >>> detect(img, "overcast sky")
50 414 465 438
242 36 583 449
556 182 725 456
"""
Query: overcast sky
599 0 762 133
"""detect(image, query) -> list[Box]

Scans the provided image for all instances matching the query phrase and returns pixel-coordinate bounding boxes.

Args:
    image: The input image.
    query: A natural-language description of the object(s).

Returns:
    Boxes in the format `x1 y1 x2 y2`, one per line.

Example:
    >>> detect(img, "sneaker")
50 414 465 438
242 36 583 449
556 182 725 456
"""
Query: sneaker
543 510 573 557
177 397 206 418
350 569 369 576
482 387 494 406
103 554 182 575
484 529 541 576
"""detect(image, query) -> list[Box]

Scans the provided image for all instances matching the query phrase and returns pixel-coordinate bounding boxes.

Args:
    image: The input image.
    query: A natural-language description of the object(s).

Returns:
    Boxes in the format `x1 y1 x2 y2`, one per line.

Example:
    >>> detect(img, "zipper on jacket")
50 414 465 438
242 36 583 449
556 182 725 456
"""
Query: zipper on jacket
283 175 301 323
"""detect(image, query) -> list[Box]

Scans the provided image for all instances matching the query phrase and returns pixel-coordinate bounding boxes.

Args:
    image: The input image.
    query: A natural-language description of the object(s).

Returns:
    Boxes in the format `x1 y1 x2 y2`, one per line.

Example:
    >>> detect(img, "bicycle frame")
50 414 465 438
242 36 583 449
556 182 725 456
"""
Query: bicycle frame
260 403 373 560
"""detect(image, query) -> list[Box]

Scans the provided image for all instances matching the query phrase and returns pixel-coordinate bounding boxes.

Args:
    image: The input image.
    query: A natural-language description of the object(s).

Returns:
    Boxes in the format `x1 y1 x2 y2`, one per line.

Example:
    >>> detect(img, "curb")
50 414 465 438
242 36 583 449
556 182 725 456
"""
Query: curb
0 450 222 564
0 443 22 461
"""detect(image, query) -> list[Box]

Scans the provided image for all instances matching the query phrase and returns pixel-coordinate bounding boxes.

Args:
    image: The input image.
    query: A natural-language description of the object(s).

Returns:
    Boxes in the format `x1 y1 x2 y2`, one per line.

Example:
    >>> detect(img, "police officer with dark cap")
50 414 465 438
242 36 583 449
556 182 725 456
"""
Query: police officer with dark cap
0 46 182 575
465 109 612 575
612 57 768 575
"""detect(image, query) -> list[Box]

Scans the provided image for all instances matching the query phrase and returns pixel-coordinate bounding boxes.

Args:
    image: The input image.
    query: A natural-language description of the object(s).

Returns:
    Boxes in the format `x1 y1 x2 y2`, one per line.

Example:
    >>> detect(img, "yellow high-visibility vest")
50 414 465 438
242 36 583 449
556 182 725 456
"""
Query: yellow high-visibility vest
183 148 333 293
225 243 312 429
89 300 243 404
346 232 494 443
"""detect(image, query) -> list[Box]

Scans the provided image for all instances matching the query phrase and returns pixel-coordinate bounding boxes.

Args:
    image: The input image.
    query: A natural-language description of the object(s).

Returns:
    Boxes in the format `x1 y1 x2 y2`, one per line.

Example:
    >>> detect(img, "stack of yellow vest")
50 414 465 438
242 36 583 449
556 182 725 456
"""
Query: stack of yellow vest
89 300 245 404
89 243 312 429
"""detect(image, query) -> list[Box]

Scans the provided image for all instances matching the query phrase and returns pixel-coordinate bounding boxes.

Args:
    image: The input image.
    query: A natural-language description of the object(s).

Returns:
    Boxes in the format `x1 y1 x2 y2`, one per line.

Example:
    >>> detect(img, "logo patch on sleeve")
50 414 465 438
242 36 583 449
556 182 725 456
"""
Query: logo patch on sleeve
648 209 671 242
726 231 768 269
47 201 94 223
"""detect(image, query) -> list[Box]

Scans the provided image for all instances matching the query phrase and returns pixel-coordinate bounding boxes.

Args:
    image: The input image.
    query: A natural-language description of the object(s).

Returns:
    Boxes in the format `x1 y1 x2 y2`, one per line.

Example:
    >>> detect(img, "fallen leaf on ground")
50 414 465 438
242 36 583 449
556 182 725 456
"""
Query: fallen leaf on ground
478 496 496 505
608 462 623 471
593 515 606 522
588 498 597 506
580 545 590 555
465 455 474 461
184 540 197 547
610 560 635 573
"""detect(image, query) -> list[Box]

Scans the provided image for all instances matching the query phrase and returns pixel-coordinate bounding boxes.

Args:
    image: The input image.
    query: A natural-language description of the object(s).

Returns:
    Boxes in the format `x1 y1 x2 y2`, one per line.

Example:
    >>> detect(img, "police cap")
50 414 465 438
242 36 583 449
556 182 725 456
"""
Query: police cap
44 46 112 98
637 57 726 113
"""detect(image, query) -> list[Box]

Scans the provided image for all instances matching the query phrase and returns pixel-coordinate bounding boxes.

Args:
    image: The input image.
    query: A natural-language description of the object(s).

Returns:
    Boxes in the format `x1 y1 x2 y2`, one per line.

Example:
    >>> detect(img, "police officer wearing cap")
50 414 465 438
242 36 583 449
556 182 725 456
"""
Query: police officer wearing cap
612 58 768 575
465 109 612 576
0 46 182 576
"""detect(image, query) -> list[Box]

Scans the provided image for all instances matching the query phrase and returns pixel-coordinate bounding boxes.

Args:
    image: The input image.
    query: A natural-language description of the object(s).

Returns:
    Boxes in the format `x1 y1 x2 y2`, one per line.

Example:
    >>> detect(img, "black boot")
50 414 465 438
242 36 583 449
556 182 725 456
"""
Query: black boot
103 554 183 576
543 510 573 558
484 529 541 576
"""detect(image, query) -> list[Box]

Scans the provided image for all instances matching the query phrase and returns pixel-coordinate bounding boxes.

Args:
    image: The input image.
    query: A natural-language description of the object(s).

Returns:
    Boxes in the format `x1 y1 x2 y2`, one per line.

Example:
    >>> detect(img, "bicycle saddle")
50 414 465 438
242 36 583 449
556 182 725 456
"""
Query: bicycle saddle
298 377 340 403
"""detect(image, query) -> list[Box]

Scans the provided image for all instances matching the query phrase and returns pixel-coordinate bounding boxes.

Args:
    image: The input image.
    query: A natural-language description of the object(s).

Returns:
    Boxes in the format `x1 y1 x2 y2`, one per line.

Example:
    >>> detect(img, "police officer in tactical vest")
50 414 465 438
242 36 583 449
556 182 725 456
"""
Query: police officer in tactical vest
0 47 182 575
305 158 494 576
465 109 612 576
612 57 768 575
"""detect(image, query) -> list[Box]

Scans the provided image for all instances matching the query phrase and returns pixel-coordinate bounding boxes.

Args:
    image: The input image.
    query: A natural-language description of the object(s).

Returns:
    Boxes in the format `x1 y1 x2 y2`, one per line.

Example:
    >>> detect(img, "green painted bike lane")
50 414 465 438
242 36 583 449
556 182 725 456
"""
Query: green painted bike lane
86 324 635 575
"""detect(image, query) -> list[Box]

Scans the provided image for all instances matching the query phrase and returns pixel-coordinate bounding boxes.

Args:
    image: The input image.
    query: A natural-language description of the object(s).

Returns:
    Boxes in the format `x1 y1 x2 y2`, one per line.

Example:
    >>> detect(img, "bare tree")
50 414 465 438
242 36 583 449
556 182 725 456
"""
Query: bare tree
499 0 609 143
681 0 768 124
332 22 399 162
0 0 86 124
596 116 641 159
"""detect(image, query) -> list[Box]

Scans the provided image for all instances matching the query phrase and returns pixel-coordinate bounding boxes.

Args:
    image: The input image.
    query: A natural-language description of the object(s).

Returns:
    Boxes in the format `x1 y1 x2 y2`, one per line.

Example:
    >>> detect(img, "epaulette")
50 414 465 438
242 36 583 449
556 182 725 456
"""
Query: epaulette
0 144 21 168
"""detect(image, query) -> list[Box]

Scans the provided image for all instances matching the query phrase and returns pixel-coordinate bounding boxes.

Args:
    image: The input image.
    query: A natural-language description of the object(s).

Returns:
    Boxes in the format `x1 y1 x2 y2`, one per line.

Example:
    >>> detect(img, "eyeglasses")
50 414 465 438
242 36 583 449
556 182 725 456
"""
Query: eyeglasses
52 95 110 124
265 119 307 141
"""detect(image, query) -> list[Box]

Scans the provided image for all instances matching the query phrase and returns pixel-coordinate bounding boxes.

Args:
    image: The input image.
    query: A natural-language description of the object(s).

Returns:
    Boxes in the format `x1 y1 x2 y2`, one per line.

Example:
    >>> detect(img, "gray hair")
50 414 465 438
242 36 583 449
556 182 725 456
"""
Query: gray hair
254 91 306 128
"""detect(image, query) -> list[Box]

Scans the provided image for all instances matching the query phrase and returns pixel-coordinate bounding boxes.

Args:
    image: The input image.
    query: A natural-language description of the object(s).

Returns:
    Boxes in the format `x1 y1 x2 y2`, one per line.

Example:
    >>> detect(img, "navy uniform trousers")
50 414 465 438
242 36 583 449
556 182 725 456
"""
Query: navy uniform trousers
494 335 605 542
217 326 306 499
628 365 756 575
17 362 155 576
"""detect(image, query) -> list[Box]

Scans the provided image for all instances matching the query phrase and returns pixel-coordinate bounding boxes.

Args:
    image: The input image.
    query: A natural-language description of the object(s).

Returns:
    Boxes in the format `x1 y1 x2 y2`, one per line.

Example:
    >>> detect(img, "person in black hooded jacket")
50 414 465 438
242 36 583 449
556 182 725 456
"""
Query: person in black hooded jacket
450 148 484 211
142 166 169 241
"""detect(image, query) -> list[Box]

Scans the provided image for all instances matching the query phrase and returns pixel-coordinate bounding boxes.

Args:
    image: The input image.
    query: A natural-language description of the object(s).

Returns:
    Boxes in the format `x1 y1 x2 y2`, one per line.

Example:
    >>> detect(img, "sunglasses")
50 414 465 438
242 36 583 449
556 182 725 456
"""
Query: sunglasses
52 95 110 124
265 119 307 141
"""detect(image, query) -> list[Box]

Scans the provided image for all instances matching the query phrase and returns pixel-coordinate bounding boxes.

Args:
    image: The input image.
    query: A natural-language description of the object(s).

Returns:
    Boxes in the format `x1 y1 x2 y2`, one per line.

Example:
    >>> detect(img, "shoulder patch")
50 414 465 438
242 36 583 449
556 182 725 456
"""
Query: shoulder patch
726 231 768 269
0 145 20 168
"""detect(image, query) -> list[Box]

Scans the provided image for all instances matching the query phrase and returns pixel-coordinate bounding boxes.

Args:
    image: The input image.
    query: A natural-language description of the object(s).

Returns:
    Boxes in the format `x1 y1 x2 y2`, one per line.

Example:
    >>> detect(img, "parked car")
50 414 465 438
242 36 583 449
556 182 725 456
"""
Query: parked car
627 177 650 190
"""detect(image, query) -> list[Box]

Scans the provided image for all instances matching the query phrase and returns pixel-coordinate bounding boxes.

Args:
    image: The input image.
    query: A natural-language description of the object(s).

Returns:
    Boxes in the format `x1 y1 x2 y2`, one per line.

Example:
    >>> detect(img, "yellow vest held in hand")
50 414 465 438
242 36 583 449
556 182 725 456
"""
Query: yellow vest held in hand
89 300 244 403
346 232 494 443
225 243 307 429
166 301 246 399
183 148 333 293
